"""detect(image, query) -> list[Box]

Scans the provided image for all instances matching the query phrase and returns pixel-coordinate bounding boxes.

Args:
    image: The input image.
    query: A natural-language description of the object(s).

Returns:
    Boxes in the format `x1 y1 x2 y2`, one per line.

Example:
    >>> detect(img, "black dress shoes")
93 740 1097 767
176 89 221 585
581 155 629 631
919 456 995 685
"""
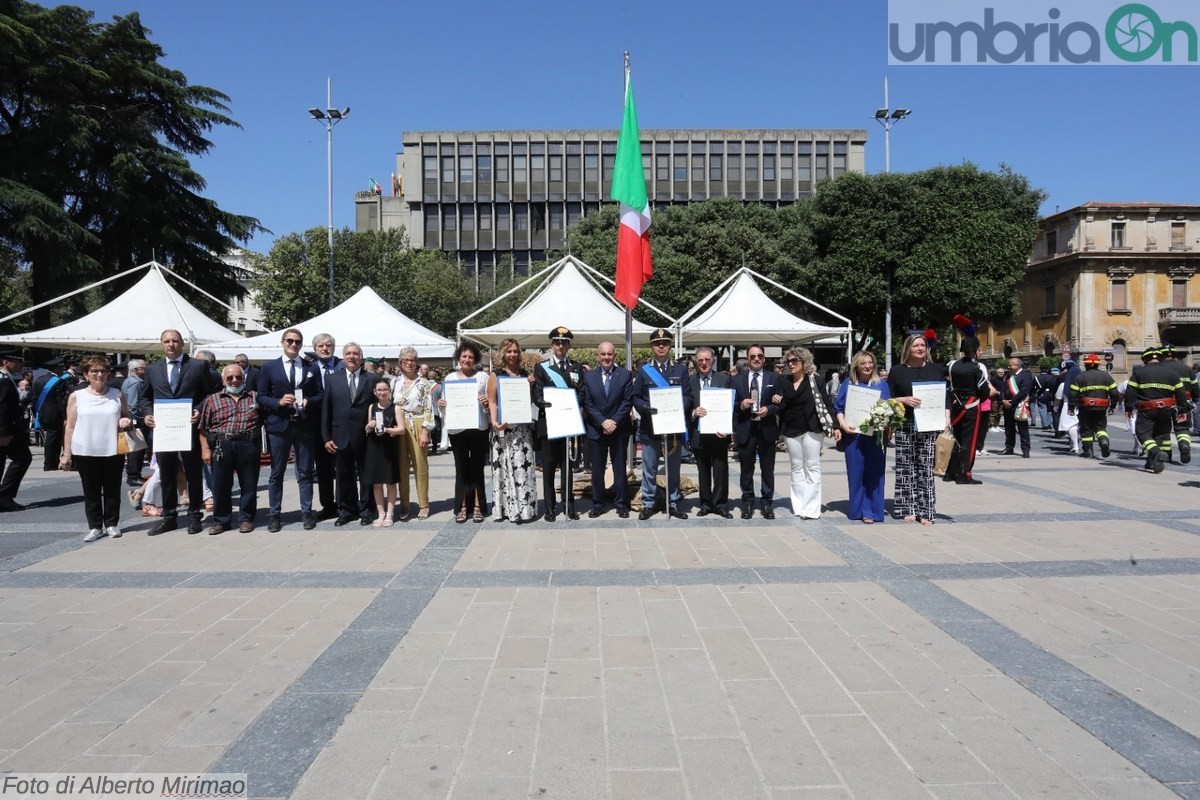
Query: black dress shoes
668 506 688 520
147 518 177 536
638 508 654 520
187 518 204 534
696 507 711 517
717 508 733 519
302 514 317 530
617 509 629 519
267 517 282 533
588 507 603 519
741 506 753 520
359 516 374 526
1002 449 1015 455
334 515 355 526
761 507 776 520
567 509 580 521
544 509 557 523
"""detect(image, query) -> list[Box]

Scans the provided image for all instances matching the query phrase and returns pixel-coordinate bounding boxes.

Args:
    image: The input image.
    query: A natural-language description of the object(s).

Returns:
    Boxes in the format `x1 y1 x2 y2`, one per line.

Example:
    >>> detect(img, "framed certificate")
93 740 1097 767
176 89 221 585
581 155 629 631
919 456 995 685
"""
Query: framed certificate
844 384 881 429
543 387 584 439
152 398 194 452
443 378 482 430
497 376 533 425
912 381 947 432
648 386 687 435
698 387 734 435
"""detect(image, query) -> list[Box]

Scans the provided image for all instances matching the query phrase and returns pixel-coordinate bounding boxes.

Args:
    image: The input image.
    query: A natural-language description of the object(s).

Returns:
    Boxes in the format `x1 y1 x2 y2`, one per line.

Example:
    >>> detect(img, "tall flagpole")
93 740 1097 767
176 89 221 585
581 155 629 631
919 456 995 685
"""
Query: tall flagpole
623 51 634 372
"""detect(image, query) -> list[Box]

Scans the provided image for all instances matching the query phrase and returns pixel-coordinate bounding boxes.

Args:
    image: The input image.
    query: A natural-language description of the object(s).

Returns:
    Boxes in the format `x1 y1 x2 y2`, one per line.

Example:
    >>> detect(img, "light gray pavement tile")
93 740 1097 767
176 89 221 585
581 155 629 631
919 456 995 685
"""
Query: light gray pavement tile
457 668 543 777
678 584 743 630
289 710 407 800
609 769 689 800
170 661 303 747
805 714 936 800
543 658 603 698
443 599 510 660
643 598 703 650
494 636 550 669
402 656 493 747
853 691 995 784
601 634 655 669
603 667 678 770
722 586 803 638
656 648 740 739
768 788 854 800
792 619 903 694
723 679 839 788
367 745 462 800
0 677 123 750
677 738 769 800
528 696 608 800
548 598 600 660
597 586 651 636
698 627 773 681
371 631 453 690
446 774 530 800
88 682 226 757
755 638 861 717
926 785 1024 800
0 721 119 772
354 686 422 714
133 743 224 774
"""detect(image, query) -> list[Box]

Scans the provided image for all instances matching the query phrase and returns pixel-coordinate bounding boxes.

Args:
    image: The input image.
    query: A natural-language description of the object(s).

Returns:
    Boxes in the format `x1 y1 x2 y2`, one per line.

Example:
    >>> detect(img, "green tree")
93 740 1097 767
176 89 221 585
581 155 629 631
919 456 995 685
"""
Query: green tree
802 163 1044 360
0 2 263 327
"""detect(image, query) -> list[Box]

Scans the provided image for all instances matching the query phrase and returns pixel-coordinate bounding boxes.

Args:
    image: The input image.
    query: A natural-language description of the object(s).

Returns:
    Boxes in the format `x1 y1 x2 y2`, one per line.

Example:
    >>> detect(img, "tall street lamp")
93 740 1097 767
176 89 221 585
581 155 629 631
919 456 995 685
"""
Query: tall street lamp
309 78 350 311
873 77 910 369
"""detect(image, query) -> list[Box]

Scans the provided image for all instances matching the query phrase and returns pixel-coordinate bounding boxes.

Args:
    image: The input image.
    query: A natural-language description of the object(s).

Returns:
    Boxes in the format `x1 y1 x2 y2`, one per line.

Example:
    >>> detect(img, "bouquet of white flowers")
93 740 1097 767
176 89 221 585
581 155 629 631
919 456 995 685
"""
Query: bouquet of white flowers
858 398 907 443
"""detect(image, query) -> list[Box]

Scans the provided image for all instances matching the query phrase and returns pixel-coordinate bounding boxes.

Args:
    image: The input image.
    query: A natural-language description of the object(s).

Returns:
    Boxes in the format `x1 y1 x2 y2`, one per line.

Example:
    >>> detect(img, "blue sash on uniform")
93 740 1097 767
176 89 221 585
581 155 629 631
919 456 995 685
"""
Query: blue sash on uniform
542 359 569 389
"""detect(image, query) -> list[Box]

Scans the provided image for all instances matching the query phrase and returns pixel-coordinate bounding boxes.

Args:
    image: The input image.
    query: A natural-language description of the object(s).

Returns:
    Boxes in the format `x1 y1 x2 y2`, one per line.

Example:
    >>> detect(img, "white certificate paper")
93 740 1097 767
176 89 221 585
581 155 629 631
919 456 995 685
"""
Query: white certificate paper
844 384 881 429
153 399 194 452
543 387 584 439
443 379 482 430
698 388 734 435
912 381 947 432
649 387 687 435
498 376 533 425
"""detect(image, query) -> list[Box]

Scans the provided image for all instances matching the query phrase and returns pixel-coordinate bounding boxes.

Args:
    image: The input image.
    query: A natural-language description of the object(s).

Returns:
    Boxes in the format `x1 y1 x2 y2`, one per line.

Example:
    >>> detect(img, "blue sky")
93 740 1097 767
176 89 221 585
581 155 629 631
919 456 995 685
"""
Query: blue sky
76 0 1199 254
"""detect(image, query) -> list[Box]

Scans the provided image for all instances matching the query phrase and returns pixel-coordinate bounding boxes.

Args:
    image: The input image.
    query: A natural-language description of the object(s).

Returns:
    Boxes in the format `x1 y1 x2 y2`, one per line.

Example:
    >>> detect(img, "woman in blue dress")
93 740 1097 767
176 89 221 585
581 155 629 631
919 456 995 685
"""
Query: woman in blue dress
833 351 890 524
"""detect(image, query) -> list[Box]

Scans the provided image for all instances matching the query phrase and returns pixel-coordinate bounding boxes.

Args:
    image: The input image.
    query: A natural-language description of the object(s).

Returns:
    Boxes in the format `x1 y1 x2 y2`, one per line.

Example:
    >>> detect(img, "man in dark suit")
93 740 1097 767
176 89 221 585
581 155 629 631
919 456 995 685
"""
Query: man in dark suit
309 333 342 519
0 349 32 512
688 346 733 518
321 342 380 525
534 326 584 521
580 340 635 518
1002 356 1035 458
633 328 693 520
140 329 217 535
733 343 783 519
234 354 260 394
258 328 324 532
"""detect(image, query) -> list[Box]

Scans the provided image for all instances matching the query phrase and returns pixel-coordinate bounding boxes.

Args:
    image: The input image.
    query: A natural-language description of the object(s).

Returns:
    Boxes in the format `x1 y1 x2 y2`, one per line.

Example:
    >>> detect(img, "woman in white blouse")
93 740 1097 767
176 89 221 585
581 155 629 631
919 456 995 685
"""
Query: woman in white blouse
61 354 135 541
437 341 491 523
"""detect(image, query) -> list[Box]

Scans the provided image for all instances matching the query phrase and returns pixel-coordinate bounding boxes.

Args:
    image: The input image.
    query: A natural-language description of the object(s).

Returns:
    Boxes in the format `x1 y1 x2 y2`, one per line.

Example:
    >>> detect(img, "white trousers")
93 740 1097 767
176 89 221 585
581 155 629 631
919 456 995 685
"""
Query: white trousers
784 432 823 518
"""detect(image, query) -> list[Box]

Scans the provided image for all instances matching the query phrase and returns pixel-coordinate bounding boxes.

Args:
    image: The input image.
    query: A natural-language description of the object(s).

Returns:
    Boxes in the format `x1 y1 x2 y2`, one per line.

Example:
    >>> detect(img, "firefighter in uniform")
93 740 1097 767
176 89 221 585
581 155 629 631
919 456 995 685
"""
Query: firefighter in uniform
1068 353 1119 459
1161 343 1196 464
1125 347 1189 474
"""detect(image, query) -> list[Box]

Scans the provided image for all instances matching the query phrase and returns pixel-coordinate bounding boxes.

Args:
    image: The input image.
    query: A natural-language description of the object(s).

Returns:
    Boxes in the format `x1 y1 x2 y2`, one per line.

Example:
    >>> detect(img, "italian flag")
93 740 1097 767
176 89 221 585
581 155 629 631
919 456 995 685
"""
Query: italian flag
610 74 652 310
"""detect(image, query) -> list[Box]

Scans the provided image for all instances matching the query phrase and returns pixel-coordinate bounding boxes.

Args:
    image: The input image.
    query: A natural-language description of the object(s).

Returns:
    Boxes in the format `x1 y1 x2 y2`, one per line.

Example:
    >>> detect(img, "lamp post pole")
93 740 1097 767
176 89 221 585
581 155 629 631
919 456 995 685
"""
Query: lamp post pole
873 77 911 370
309 78 350 311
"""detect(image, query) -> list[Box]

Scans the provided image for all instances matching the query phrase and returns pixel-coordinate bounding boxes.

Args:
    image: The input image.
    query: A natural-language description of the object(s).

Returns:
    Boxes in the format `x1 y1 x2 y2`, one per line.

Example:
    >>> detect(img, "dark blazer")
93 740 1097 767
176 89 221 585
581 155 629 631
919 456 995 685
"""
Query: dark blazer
138 355 216 417
632 361 693 442
1002 368 1035 406
533 357 583 439
306 356 343 422
580 365 635 440
257 356 324 433
777 374 833 438
688 370 733 439
0 371 25 438
732 369 783 447
321 367 381 450
242 365 260 394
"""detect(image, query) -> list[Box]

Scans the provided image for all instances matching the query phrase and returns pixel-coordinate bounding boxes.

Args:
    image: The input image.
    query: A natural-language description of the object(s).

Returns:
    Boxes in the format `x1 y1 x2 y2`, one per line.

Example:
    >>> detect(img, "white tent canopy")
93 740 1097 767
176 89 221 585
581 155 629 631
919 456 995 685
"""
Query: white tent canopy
676 268 852 355
0 261 240 351
205 286 455 361
458 255 672 349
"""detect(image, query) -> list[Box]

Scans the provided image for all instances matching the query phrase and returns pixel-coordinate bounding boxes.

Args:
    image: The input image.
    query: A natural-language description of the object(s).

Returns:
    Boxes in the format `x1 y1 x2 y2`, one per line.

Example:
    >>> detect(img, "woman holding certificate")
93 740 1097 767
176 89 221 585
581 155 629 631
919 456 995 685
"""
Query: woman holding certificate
487 338 537 523
773 347 839 519
392 348 435 521
60 355 136 541
834 351 890 524
438 341 490 523
886 334 949 525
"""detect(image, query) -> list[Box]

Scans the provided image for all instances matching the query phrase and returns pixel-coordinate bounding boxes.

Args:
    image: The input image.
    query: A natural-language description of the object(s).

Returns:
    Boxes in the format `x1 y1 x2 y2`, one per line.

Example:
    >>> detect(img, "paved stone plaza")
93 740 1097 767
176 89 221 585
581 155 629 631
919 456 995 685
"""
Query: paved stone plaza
1 425 1199 799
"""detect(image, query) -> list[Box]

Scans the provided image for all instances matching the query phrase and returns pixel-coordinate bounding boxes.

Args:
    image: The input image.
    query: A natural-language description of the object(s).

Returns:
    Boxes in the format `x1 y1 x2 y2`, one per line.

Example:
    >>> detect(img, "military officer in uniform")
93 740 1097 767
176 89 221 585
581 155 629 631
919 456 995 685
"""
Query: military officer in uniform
1068 353 1120 459
534 326 584 521
1125 347 1188 474
633 328 693 520
945 336 993 484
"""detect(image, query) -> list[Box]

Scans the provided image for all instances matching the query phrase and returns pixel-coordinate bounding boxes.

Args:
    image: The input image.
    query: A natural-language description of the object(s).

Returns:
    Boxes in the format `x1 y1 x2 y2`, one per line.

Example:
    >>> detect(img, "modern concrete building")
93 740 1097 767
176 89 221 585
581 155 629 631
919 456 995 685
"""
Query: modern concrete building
980 202 1200 374
356 128 868 283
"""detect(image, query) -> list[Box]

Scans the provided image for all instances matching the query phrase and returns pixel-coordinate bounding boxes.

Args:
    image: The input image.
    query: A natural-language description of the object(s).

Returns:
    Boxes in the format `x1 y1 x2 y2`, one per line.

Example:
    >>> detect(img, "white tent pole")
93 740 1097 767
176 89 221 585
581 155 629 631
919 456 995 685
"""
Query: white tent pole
152 263 202 353
155 263 239 312
0 262 151 325
750 269 852 327
573 257 675 327
675 267 744 328
457 258 566 337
